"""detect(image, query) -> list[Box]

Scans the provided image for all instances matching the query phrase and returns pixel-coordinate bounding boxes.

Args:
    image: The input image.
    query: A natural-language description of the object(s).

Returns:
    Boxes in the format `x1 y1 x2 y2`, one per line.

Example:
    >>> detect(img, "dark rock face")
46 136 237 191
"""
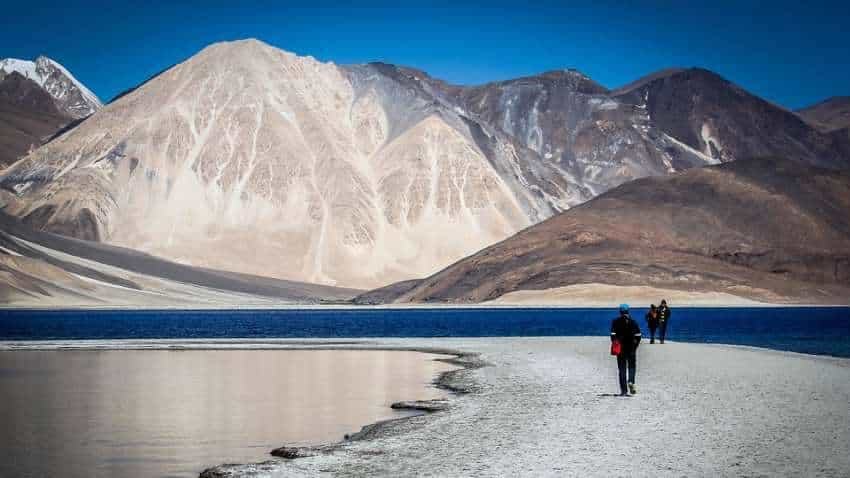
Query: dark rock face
0 72 71 167
613 69 849 168
198 461 281 478
270 446 316 459
366 158 850 304
390 399 450 412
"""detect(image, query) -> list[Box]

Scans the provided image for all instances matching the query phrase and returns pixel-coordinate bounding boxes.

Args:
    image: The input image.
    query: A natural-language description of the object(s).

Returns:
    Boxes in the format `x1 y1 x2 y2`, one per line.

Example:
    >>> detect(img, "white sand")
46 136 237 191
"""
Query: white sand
200 338 850 477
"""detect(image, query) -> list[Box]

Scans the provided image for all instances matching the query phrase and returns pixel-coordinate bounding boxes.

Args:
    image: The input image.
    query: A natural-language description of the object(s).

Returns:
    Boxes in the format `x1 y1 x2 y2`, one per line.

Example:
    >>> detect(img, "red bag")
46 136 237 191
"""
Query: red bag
610 340 622 356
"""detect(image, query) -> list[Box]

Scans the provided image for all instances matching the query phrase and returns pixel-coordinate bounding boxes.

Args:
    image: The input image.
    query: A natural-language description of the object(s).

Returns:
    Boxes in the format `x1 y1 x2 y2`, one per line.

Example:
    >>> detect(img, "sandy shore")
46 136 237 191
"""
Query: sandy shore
489 283 777 306
194 338 850 477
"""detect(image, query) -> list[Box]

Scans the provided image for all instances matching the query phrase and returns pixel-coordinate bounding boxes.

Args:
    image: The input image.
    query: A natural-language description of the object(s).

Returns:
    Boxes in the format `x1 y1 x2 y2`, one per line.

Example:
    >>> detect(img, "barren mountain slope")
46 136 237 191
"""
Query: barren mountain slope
613 69 850 167
360 158 850 304
0 72 72 167
797 96 850 133
0 56 101 119
0 40 542 288
0 212 358 306
382 65 715 199
3 40 844 292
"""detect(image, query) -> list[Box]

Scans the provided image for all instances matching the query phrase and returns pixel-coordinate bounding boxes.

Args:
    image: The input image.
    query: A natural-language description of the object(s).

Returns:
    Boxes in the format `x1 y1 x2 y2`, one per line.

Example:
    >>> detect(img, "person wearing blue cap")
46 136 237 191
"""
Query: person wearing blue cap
610 303 642 396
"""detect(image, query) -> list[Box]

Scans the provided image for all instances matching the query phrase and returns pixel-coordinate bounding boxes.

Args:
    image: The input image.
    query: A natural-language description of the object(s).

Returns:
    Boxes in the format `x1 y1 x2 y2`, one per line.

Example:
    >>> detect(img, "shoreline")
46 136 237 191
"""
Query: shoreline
3 303 850 311
4 339 850 477
196 345 486 478
0 339 484 477
191 338 850 477
2 336 849 360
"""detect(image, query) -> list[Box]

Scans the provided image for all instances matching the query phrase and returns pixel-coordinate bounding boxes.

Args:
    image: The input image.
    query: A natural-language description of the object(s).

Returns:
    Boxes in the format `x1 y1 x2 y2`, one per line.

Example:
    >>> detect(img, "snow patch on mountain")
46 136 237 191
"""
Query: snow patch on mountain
0 56 102 118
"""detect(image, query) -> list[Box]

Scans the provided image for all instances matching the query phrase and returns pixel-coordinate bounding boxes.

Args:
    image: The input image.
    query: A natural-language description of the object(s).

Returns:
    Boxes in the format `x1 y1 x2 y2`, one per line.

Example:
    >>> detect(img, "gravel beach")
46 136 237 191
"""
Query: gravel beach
201 337 850 477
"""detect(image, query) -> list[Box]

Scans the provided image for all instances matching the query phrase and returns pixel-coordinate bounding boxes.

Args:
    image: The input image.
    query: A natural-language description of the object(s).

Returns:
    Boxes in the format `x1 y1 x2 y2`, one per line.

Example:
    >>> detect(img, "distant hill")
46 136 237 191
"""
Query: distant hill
358 158 850 305
797 96 850 133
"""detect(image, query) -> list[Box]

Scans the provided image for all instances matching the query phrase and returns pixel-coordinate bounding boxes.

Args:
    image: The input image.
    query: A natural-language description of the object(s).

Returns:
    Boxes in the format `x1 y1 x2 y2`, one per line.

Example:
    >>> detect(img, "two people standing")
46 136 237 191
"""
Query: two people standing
644 300 671 344
611 300 672 396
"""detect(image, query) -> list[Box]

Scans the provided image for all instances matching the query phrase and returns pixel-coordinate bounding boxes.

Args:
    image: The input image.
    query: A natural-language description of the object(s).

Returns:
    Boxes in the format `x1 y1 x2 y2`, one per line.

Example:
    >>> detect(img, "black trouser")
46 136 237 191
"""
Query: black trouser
659 322 668 343
649 327 657 344
617 350 636 394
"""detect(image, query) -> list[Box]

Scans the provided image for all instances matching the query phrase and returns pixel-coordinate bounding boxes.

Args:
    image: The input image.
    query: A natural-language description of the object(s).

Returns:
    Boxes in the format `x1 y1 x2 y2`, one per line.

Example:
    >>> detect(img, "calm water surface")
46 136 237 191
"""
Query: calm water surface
1 307 849 357
0 349 454 478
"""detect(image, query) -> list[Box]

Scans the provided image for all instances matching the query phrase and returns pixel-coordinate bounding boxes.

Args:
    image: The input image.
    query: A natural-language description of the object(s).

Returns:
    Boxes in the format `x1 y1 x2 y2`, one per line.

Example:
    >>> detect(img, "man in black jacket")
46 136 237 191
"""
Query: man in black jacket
658 299 671 344
611 304 642 396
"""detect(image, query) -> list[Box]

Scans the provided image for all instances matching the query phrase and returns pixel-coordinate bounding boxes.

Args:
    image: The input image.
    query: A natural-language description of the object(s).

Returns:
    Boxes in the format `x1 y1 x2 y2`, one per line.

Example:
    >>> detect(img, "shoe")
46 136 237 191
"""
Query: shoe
619 392 629 397
628 383 636 395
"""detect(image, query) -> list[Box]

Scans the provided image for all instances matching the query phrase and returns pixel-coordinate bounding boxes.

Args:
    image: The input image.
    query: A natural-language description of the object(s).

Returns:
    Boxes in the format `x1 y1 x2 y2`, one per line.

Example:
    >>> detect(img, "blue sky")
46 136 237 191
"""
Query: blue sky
2 1 848 109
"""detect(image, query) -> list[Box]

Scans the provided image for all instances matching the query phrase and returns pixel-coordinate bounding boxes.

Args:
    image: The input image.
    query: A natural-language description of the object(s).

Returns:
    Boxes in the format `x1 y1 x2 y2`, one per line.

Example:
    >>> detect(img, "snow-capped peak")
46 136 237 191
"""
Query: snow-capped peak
0 56 102 118
39 57 102 109
0 58 39 80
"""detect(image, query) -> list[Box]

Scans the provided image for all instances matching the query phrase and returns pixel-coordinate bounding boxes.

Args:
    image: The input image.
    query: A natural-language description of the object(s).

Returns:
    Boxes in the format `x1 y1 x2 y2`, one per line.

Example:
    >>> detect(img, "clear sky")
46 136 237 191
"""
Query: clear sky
2 0 848 109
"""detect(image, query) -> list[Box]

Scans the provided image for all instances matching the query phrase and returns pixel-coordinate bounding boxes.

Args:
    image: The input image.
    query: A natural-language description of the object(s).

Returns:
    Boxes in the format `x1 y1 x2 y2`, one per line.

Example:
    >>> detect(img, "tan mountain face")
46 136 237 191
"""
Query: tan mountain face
0 40 534 288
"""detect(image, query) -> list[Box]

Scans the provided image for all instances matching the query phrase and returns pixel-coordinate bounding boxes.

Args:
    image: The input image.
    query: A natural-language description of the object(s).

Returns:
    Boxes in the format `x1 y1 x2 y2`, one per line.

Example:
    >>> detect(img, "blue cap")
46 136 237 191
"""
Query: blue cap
619 304 630 312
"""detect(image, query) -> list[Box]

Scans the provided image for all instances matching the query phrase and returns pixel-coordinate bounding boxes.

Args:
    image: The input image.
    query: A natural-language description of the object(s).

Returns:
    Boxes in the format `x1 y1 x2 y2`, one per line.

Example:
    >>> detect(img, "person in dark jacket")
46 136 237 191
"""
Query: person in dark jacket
646 304 659 344
657 299 671 344
611 304 642 396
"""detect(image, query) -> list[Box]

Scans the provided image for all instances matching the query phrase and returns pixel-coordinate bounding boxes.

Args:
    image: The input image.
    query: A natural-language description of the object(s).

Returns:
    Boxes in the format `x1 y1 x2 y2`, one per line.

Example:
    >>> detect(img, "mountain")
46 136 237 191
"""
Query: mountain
0 40 717 289
394 66 714 198
357 158 850 305
0 72 71 167
1 40 846 292
0 56 102 168
0 40 534 288
797 97 850 133
0 56 102 119
612 68 849 167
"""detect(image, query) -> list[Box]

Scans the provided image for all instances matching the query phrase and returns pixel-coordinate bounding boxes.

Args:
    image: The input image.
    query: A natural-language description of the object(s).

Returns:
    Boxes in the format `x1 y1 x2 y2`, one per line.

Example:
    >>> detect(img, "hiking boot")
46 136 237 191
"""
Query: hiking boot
628 383 636 395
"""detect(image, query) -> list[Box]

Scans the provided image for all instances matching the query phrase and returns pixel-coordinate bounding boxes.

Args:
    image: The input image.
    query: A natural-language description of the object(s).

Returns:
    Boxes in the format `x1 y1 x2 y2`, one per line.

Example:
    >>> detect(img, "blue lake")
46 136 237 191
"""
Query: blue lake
1 307 849 357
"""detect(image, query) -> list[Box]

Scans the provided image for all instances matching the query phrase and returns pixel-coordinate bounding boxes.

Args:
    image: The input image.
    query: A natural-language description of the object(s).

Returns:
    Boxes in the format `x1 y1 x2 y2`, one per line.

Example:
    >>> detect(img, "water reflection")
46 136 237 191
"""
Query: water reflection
0 349 454 478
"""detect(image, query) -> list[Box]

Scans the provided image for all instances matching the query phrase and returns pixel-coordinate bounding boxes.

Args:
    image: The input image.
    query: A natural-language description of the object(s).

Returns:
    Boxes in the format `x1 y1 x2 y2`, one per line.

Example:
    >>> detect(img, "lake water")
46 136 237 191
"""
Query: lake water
1 307 849 357
2 307 849 477
0 349 454 478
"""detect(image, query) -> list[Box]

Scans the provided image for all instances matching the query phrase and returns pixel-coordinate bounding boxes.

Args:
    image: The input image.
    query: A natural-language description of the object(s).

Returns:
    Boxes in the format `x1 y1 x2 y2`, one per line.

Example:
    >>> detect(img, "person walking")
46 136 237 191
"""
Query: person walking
658 299 671 344
645 304 659 344
611 304 642 396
